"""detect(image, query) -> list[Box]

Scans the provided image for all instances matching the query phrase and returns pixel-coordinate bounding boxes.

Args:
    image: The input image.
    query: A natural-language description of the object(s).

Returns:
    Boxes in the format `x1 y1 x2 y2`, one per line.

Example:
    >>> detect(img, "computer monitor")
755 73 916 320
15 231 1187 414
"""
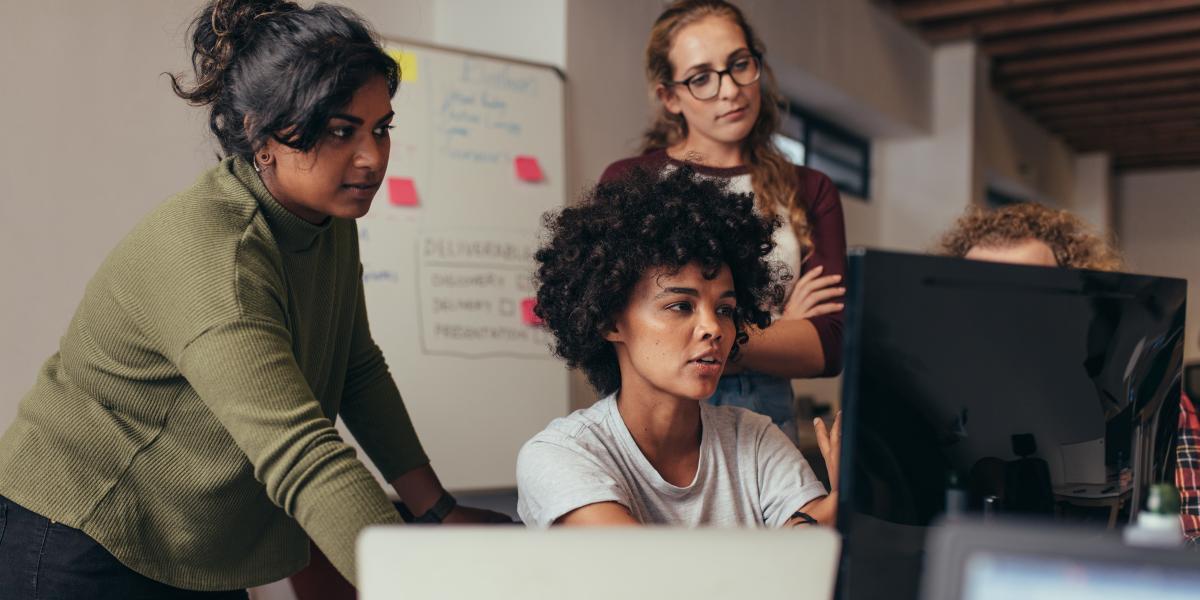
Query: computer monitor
920 519 1200 600
357 527 841 600
836 249 1187 600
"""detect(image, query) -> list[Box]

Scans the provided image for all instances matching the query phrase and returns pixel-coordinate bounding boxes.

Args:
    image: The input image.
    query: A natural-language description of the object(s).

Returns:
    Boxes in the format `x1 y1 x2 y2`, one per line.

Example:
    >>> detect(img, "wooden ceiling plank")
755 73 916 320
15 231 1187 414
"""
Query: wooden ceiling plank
1065 133 1200 151
1001 55 1200 91
896 0 1070 23
982 10 1200 56
922 0 1200 43
1112 149 1200 160
1114 156 1200 170
1030 91 1200 119
1013 75 1200 107
997 36 1200 77
1050 115 1200 136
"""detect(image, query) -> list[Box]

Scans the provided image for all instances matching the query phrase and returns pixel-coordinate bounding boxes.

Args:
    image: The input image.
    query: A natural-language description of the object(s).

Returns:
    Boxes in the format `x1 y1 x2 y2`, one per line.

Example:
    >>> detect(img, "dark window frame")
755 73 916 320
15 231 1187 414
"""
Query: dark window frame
780 103 872 200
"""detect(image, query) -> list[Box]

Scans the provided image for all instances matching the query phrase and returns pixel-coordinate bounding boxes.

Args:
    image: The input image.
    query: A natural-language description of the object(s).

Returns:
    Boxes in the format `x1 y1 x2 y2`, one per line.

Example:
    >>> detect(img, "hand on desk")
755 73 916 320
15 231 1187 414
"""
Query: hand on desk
442 505 515 524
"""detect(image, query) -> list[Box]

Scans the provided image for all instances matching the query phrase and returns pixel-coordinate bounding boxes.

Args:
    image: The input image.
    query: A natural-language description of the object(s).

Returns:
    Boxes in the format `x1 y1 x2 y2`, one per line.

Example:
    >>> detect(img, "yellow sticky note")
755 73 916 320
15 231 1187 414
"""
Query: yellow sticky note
386 49 419 82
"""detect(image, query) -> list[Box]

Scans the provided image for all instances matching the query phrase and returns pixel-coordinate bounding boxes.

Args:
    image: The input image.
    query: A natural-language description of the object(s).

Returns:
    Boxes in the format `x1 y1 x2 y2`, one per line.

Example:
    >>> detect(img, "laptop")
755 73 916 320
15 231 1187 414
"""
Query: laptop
920 518 1200 600
358 526 841 600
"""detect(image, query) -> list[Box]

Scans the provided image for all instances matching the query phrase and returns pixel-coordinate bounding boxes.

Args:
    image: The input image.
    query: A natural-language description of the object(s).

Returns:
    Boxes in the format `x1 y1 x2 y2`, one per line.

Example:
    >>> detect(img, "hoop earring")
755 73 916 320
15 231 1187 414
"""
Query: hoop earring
255 151 272 173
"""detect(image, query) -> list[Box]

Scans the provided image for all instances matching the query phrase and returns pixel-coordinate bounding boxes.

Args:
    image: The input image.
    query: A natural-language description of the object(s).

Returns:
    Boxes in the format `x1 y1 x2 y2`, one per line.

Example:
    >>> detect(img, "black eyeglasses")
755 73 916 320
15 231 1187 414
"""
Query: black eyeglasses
671 54 761 101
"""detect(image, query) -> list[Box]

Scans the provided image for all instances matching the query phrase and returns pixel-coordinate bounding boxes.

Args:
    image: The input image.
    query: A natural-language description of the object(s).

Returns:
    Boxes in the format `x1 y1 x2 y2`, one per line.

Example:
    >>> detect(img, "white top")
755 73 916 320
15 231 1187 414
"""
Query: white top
661 166 801 307
516 394 827 528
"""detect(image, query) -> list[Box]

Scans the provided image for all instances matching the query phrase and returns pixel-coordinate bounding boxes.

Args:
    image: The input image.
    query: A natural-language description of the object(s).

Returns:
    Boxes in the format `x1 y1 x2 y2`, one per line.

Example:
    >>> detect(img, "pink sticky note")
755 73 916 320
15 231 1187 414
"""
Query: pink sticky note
388 177 419 207
521 297 543 326
514 156 544 183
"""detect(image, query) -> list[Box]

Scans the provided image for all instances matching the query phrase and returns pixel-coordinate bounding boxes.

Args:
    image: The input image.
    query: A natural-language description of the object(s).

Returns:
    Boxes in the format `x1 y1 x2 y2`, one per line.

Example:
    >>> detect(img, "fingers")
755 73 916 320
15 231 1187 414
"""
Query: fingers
814 416 830 460
796 275 842 297
802 303 844 319
807 286 846 304
831 411 842 451
795 265 824 286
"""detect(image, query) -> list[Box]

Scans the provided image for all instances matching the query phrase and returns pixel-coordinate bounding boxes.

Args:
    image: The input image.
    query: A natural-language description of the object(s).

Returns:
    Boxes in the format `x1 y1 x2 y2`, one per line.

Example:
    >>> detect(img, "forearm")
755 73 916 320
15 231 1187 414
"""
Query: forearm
730 319 826 378
556 502 640 526
790 492 838 527
389 463 446 515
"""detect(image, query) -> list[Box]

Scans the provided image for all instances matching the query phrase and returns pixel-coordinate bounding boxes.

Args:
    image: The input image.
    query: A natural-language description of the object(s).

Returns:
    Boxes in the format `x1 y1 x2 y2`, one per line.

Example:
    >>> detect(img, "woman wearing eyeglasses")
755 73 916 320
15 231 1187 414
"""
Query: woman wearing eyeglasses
600 0 847 445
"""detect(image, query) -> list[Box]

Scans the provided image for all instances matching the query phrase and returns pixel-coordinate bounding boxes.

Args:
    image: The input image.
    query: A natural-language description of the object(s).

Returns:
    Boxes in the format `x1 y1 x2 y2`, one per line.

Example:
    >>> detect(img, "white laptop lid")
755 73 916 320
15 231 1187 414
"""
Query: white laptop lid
358 526 840 600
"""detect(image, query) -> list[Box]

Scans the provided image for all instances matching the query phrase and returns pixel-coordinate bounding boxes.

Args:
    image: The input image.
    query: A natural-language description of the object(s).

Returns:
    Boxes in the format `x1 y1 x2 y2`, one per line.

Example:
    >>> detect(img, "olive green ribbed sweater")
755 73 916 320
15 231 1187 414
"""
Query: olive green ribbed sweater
0 156 427 590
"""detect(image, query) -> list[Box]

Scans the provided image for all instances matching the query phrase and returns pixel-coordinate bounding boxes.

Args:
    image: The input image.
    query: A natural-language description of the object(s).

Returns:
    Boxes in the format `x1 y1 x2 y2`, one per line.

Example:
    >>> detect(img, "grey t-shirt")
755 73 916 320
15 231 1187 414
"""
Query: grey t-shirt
517 394 828 528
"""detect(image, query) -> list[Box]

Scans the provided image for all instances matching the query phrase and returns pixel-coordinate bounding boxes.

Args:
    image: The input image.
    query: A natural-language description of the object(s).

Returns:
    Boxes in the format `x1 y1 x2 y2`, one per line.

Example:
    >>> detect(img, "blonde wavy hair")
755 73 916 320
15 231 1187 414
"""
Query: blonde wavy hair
642 0 811 253
939 203 1122 271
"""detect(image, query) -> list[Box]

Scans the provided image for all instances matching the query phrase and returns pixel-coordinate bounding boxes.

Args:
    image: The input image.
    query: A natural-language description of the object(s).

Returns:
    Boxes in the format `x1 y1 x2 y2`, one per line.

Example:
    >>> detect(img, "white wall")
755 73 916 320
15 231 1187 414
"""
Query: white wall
1117 169 1200 364
975 61 1076 209
875 42 977 252
0 1 210 427
433 0 564 69
1070 153 1113 233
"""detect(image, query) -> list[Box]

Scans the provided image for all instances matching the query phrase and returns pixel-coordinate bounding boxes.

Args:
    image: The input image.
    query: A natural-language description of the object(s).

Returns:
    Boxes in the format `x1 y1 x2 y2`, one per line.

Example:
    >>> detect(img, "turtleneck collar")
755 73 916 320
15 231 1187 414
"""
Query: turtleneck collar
229 155 331 253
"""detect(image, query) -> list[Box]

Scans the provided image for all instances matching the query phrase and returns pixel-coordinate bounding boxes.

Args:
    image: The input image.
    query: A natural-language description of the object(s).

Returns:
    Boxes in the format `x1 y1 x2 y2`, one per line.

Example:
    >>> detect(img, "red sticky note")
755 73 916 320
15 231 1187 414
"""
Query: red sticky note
521 297 543 326
514 155 544 183
388 177 419 207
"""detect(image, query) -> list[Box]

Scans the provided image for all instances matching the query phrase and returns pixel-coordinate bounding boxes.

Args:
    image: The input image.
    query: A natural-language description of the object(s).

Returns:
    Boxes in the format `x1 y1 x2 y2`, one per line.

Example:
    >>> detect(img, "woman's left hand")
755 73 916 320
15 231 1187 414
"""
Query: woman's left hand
442 505 515 524
781 265 844 321
814 411 841 493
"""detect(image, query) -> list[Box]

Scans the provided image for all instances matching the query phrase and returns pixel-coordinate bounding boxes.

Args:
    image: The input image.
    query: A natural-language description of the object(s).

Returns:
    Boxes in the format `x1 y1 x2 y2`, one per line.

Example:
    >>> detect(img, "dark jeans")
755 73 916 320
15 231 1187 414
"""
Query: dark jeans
0 495 248 599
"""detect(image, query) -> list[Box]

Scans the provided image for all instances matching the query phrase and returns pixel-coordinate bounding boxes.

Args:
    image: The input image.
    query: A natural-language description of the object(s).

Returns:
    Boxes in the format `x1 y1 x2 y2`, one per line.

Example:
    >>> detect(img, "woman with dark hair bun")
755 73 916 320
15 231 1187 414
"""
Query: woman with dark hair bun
0 1 505 597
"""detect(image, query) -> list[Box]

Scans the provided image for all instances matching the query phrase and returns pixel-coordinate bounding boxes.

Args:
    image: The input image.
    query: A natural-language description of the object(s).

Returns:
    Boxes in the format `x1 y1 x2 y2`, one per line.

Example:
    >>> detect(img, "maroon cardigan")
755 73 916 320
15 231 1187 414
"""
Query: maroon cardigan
599 149 847 376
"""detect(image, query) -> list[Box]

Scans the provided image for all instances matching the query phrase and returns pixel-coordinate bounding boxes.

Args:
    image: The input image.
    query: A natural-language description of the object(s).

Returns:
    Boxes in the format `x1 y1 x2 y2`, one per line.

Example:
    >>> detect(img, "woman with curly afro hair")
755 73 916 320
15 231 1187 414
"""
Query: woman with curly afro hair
938 202 1121 271
516 167 840 528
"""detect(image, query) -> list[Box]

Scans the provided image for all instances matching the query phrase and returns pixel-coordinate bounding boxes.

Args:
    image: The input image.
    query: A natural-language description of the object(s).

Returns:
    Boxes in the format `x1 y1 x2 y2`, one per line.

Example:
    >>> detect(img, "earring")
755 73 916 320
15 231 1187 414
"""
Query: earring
256 151 271 172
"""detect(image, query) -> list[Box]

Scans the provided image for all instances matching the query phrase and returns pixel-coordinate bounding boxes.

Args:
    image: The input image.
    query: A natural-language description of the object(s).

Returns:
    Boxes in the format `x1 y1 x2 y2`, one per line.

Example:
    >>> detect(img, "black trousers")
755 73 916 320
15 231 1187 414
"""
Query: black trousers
0 495 248 600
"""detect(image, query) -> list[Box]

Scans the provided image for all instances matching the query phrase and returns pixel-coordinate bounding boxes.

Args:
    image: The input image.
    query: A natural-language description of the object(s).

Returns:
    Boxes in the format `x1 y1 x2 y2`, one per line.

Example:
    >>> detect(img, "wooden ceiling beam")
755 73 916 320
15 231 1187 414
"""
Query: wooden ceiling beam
1050 116 1200 139
1050 124 1200 147
1012 75 1200 107
1112 148 1200 160
1060 135 1200 153
921 0 1200 43
1063 132 1200 152
1065 125 1200 140
1028 91 1200 119
996 36 1200 77
1000 55 1200 92
895 0 1070 23
981 10 1200 57
1114 155 1200 170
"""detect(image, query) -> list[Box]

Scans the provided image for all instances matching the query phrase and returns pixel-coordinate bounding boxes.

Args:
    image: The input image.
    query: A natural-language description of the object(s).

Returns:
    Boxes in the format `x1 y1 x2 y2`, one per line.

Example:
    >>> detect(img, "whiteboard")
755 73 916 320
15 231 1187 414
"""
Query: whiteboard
336 40 567 491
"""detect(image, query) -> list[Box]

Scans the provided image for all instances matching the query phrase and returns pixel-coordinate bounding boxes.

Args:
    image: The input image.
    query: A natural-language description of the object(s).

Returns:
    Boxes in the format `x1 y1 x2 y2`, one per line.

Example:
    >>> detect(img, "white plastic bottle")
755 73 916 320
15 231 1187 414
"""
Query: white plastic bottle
1123 484 1183 548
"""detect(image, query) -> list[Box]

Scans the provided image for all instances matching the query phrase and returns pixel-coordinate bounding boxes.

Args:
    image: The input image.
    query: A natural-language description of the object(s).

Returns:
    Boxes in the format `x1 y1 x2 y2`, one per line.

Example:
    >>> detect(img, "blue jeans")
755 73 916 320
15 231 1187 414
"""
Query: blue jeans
0 495 248 599
707 372 798 444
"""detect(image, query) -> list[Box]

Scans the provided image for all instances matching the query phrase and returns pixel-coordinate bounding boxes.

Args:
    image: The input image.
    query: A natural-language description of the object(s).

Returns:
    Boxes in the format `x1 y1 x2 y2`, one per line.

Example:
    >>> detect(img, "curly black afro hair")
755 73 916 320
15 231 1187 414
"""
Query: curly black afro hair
533 166 788 396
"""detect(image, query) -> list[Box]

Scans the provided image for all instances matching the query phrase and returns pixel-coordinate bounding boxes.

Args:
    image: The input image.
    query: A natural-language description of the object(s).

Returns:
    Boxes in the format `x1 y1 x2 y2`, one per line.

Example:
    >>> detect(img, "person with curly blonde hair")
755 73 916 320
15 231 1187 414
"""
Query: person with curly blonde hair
940 202 1200 544
938 202 1121 271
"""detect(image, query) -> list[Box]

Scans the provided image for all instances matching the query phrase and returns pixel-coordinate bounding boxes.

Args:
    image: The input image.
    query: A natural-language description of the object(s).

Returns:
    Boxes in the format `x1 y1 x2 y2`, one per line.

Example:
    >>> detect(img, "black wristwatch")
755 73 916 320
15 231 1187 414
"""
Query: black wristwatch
399 491 458 524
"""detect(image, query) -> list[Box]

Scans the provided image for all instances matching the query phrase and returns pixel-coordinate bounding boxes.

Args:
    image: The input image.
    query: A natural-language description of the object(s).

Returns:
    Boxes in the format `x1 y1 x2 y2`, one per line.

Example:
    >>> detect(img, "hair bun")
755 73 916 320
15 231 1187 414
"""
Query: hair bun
172 0 299 106
209 0 297 42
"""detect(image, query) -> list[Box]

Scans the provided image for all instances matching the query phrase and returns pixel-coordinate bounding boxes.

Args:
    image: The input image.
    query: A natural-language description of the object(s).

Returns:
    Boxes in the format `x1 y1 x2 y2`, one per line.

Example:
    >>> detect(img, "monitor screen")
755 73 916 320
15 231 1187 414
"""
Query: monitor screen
835 250 1187 600
963 552 1200 600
